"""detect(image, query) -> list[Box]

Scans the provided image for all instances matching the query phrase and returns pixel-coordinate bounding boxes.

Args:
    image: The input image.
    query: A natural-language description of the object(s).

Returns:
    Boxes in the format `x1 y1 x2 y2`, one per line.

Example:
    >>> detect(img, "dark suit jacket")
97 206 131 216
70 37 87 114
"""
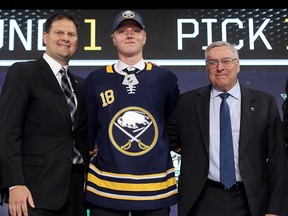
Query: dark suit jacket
167 84 287 216
0 57 90 210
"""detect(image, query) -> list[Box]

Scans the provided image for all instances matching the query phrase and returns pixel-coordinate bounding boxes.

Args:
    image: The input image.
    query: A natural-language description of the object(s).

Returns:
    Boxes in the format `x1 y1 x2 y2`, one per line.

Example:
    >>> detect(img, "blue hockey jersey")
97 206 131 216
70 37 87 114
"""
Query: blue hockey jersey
83 62 179 210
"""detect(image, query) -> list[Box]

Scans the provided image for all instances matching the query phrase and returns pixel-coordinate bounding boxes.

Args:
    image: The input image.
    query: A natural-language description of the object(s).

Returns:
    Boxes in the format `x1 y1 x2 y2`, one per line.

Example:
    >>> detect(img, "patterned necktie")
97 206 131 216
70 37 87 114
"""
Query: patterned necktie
219 93 236 189
59 67 83 164
59 67 76 122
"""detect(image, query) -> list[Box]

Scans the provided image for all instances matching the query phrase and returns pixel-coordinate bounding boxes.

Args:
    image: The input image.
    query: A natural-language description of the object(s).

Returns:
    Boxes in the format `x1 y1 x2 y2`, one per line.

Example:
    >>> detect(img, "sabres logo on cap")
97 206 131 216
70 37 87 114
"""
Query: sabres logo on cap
122 10 135 18
112 9 145 32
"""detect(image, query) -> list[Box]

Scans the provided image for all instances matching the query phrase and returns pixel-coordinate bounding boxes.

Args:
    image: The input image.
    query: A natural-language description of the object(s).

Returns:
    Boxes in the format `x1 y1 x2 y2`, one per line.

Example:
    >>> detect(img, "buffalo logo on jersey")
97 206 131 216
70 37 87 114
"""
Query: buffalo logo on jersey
109 106 158 156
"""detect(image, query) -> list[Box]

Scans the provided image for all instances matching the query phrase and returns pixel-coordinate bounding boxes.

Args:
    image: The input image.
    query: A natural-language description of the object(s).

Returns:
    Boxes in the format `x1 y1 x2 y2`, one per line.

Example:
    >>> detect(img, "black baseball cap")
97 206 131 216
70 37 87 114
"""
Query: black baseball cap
112 10 145 32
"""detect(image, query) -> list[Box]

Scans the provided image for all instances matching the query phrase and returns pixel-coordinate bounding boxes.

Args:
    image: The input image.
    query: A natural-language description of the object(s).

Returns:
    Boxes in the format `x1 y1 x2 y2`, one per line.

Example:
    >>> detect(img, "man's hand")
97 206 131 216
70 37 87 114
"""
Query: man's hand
8 186 35 216
90 143 99 159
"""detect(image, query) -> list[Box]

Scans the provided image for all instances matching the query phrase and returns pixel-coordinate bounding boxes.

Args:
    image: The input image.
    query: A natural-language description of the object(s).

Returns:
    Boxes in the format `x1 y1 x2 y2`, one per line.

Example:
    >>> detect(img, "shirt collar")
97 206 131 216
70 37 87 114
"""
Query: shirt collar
114 59 145 75
211 80 240 100
43 53 68 75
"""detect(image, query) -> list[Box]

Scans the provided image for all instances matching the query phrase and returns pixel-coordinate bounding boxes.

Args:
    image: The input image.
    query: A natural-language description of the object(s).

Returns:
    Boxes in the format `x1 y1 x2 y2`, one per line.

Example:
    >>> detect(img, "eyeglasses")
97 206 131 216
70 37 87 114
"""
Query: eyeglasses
206 58 238 68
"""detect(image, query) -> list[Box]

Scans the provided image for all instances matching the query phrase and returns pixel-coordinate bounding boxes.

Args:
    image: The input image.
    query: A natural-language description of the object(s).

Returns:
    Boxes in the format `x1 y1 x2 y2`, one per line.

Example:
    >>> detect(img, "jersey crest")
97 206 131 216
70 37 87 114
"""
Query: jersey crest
109 106 158 156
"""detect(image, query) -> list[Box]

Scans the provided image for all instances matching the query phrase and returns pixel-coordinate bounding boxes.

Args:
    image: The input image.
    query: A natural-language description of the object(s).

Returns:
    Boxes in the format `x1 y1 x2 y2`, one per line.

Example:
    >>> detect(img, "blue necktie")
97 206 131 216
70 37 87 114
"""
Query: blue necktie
219 93 236 189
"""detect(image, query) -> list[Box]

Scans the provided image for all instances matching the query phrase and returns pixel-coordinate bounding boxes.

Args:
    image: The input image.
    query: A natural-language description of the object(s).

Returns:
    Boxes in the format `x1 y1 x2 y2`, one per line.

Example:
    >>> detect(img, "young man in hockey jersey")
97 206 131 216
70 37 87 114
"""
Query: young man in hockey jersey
83 9 179 216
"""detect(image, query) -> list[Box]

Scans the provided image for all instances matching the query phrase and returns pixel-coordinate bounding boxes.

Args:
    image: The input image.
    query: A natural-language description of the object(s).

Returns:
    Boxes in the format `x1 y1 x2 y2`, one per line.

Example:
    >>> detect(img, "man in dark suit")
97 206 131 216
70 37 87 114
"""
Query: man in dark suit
0 13 90 216
166 41 287 216
281 78 288 216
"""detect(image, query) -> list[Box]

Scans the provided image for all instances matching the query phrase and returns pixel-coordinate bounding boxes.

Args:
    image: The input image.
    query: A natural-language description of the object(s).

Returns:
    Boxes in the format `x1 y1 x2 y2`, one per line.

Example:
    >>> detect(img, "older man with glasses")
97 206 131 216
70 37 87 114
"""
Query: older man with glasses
166 40 287 216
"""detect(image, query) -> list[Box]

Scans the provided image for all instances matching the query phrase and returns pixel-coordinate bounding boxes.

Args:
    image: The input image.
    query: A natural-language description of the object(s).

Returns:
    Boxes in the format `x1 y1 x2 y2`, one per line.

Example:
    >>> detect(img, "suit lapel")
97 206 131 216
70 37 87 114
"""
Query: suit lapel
239 86 255 157
196 86 211 155
35 58 73 125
